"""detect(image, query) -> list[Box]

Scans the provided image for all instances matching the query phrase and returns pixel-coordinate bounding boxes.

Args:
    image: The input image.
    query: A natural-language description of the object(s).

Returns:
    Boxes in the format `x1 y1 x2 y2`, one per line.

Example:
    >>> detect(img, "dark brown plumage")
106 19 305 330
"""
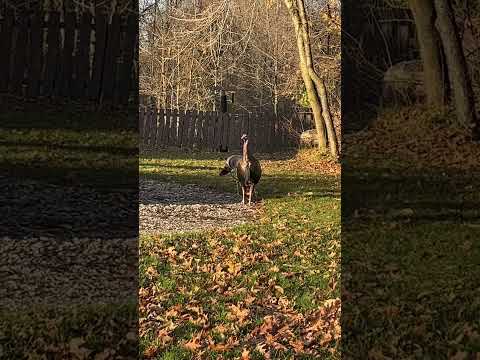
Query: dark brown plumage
237 134 262 205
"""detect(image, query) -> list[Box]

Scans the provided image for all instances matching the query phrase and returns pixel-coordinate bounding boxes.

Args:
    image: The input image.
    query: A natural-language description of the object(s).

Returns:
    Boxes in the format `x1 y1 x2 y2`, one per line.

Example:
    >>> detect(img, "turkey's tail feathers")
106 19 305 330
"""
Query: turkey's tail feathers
219 166 231 176
219 155 242 176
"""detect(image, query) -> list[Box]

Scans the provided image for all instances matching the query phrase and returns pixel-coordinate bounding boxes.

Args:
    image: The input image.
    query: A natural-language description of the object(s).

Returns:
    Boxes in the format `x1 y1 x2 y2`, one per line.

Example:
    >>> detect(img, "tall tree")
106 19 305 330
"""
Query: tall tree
283 0 338 157
433 0 479 136
408 0 445 106
407 0 479 137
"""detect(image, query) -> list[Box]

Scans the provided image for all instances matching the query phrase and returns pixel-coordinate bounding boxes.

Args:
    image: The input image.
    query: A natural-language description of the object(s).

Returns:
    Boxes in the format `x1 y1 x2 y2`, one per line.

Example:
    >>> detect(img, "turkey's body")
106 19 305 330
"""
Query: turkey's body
237 135 262 205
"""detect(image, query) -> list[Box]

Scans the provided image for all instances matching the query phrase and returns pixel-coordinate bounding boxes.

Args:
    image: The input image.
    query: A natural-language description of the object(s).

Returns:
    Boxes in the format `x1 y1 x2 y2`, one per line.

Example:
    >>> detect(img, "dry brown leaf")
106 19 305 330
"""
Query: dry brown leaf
227 304 250 324
289 339 305 353
143 345 158 359
208 343 229 352
183 332 203 351
226 260 242 276
165 304 181 318
157 328 173 345
241 348 251 360
69 337 91 359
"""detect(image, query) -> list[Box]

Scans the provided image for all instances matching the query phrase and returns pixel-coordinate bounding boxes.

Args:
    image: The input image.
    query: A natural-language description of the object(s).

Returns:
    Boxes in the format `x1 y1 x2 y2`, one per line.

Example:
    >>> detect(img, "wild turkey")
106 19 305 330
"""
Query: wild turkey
218 135 261 204
237 134 262 205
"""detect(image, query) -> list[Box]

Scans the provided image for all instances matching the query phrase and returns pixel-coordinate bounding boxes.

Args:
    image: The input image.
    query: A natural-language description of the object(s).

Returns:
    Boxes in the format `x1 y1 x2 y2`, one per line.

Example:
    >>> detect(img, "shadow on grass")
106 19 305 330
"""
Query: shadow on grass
141 169 339 201
342 165 480 357
0 141 137 155
0 95 136 131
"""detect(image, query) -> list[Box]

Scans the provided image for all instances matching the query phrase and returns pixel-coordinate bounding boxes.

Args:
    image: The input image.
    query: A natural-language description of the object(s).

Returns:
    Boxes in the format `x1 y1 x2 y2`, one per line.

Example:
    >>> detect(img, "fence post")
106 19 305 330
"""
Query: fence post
27 11 42 98
0 8 14 92
102 13 121 101
61 11 76 97
156 108 165 148
11 13 28 95
75 12 92 98
169 109 178 146
89 12 108 100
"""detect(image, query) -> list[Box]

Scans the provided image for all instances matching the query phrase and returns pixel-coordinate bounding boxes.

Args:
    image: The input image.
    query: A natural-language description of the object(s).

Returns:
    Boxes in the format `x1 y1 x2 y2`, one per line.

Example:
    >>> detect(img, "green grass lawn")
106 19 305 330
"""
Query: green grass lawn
139 150 341 359
342 106 480 358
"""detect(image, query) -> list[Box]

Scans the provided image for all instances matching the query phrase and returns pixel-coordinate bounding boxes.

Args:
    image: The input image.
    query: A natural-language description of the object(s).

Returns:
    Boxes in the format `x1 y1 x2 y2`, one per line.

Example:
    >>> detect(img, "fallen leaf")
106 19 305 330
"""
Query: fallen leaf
143 345 158 358
183 332 203 351
69 337 91 359
241 348 251 360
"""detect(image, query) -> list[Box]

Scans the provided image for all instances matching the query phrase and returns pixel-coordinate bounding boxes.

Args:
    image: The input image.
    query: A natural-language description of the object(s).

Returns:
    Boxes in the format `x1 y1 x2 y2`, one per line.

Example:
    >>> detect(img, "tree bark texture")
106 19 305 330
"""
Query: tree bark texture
408 0 445 106
284 0 340 155
433 0 478 135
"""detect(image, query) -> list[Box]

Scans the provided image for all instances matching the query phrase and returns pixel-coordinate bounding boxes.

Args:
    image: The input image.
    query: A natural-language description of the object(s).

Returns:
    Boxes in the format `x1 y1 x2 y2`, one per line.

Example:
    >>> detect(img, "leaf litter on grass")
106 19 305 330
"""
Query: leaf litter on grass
139 152 340 359
344 105 480 172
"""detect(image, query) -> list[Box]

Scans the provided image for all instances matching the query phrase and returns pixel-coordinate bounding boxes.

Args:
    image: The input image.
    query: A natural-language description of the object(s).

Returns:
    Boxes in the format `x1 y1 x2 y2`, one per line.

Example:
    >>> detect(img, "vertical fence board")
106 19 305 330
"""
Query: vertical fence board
44 11 60 96
102 13 121 101
208 112 215 150
149 109 157 147
119 13 137 104
0 8 14 91
177 111 185 147
235 115 242 150
27 12 42 97
224 113 231 150
194 112 201 148
214 113 221 150
61 12 75 97
144 109 152 147
268 114 275 152
164 109 171 146
170 110 178 146
89 12 107 99
182 111 191 148
11 15 28 95
198 111 205 149
152 107 159 150
75 12 92 98
230 115 237 151
156 108 165 147
189 111 196 147
252 113 259 153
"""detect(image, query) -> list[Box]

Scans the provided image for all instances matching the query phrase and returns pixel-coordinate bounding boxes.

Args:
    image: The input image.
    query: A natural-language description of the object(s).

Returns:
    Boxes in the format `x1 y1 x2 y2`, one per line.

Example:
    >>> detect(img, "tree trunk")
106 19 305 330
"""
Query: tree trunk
408 0 445 106
284 0 328 152
433 0 479 136
310 73 338 157
296 0 338 157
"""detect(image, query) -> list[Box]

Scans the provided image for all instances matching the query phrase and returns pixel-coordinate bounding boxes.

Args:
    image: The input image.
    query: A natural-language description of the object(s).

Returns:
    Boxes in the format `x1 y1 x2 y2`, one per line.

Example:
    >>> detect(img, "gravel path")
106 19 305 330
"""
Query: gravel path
140 179 257 234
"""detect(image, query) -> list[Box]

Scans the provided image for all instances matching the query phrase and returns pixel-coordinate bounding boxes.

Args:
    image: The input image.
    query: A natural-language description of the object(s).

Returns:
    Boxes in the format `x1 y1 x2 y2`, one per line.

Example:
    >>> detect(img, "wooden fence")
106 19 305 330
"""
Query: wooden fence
140 109 315 153
0 8 137 104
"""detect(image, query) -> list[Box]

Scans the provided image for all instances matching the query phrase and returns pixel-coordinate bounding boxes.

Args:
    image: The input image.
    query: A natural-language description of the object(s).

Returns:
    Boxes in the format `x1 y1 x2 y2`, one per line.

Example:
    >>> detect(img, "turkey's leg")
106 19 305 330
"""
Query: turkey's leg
241 186 246 204
248 185 254 205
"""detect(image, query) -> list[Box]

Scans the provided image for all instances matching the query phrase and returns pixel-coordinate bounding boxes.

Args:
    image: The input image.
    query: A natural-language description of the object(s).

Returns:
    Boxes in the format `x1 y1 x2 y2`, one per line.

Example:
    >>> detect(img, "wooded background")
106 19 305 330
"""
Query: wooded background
139 0 340 147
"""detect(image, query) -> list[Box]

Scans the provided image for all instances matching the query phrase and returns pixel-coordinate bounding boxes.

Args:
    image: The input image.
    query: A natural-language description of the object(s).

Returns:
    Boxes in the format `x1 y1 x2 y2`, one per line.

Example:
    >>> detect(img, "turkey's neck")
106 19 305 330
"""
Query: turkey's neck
242 140 250 163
